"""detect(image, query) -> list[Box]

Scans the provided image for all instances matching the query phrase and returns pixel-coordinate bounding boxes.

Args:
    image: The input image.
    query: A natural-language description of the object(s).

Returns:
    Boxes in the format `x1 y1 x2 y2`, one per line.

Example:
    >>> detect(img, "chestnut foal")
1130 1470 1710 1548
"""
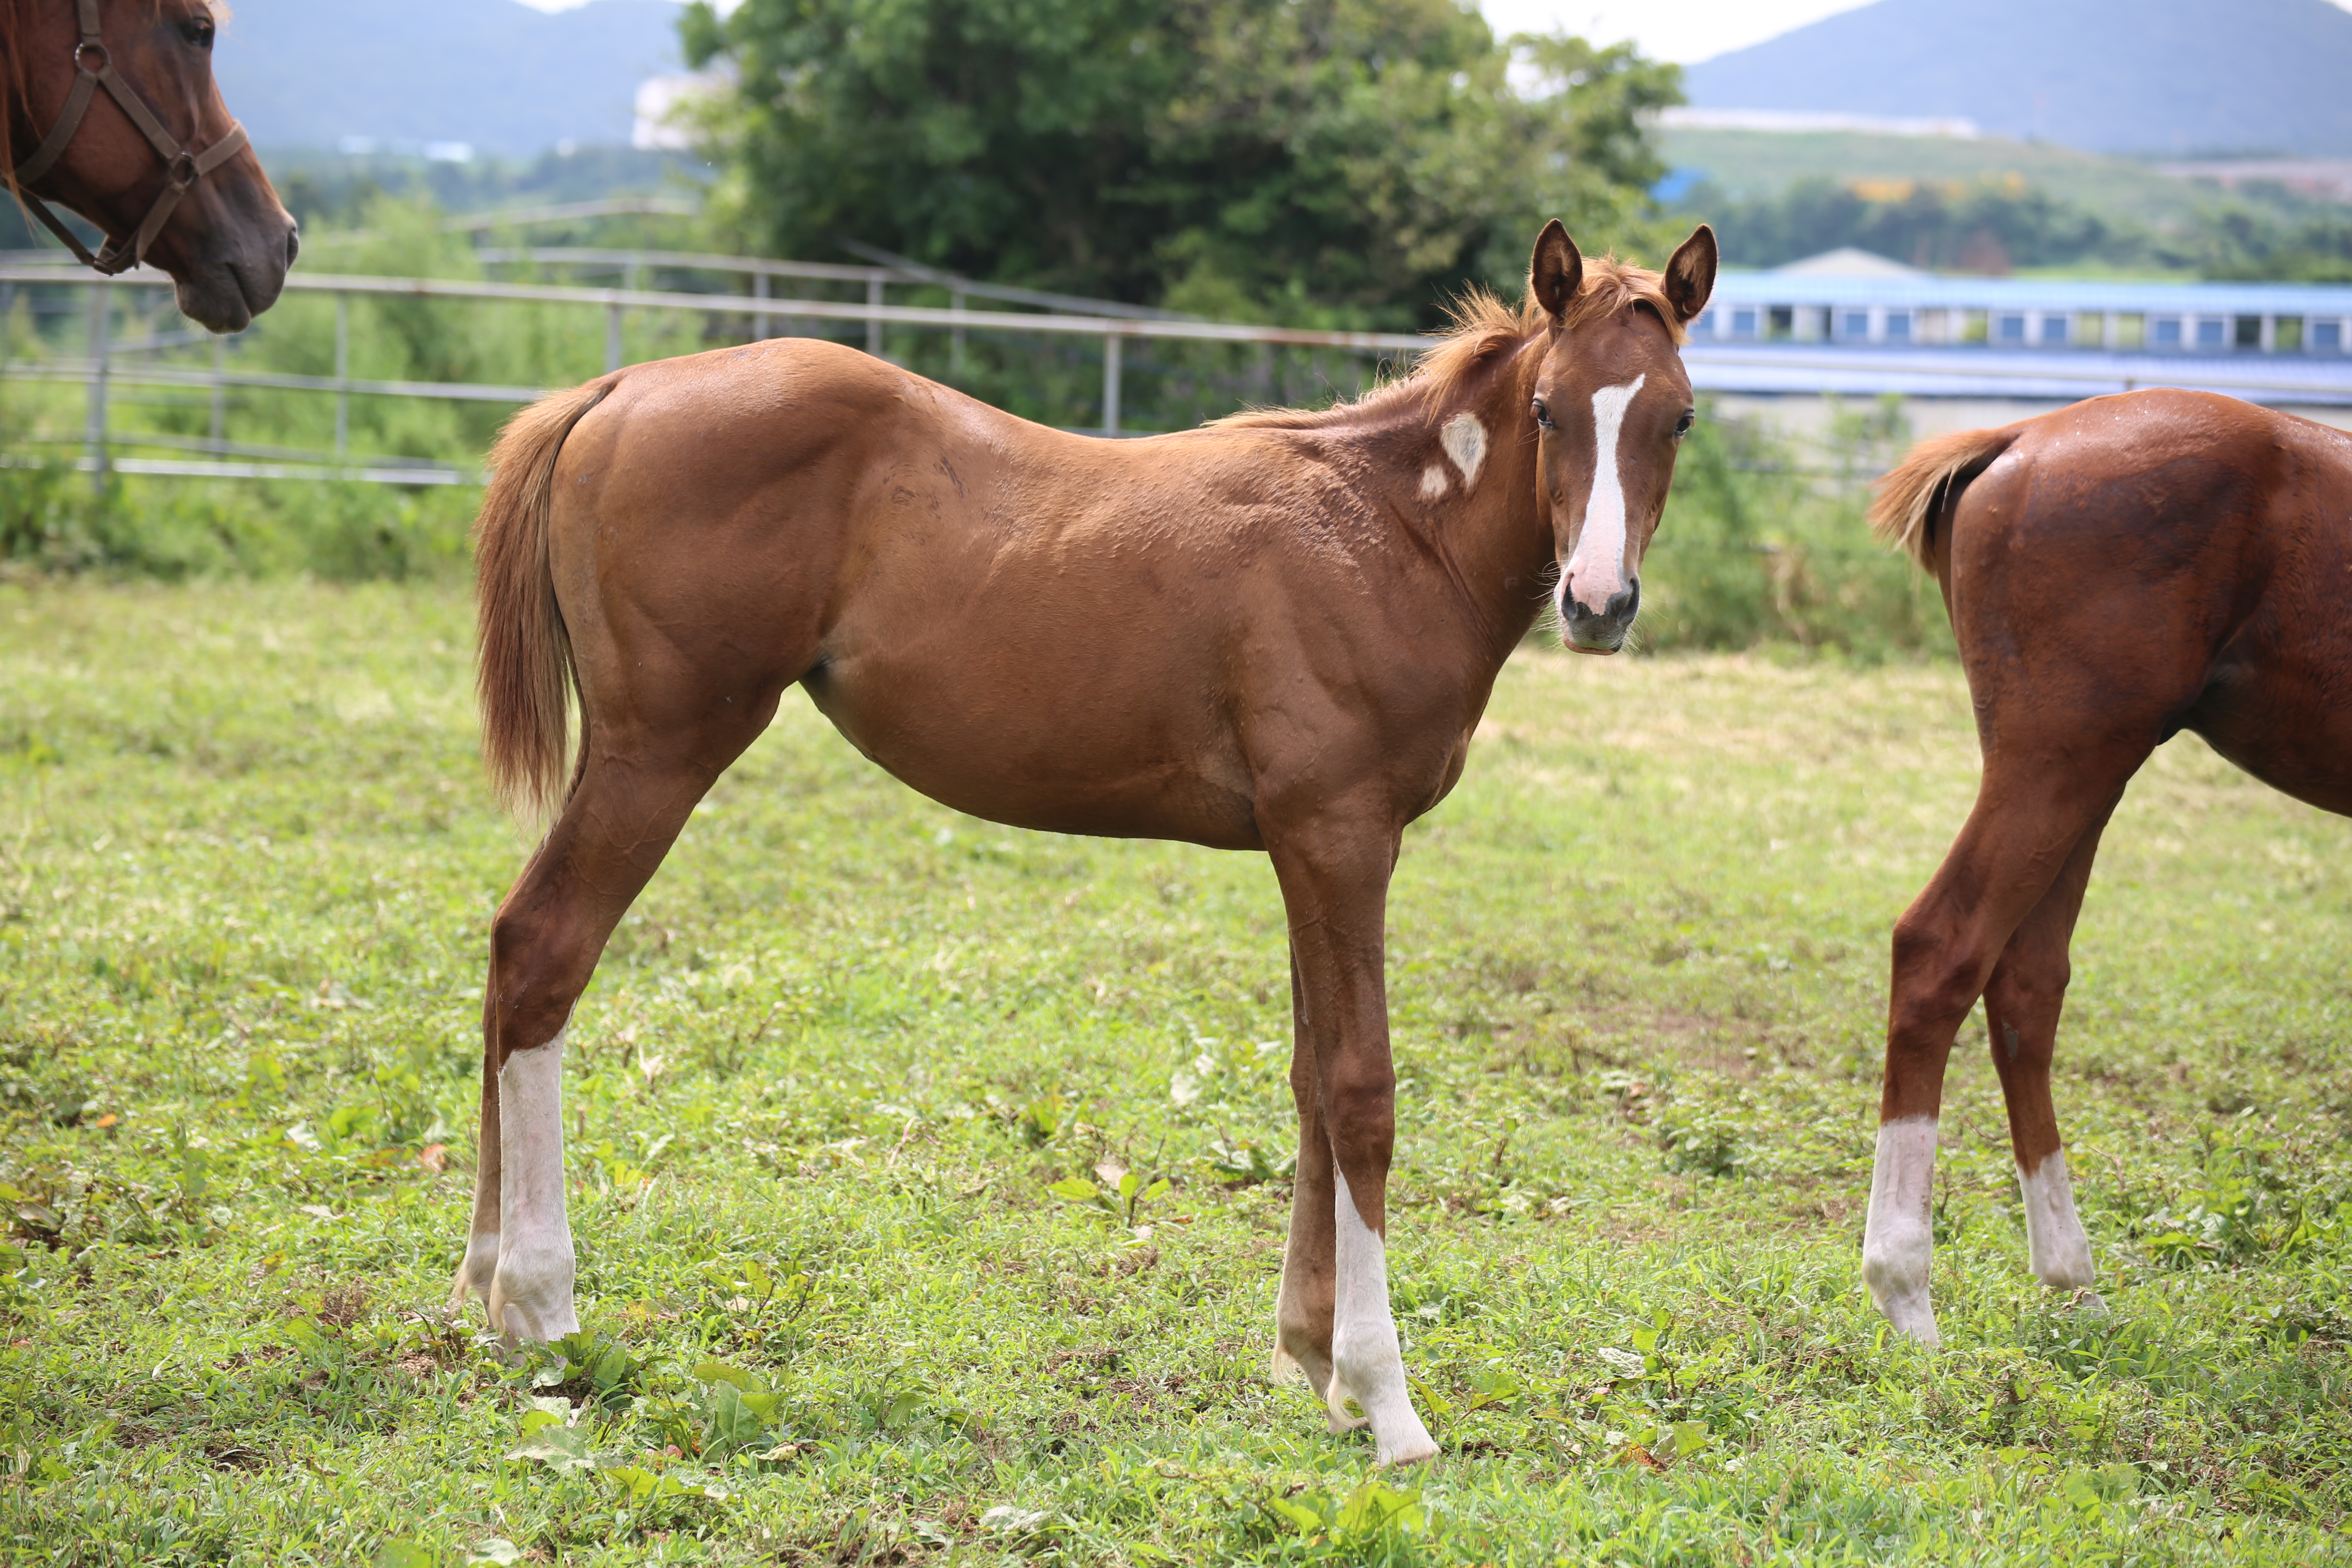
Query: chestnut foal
459 221 1717 1462
1862 390 2352 1344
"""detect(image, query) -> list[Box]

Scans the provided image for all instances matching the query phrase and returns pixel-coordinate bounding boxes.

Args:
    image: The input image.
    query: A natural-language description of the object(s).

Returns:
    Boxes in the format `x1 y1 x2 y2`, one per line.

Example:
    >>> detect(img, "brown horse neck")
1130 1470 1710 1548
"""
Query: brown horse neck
1347 331 1553 663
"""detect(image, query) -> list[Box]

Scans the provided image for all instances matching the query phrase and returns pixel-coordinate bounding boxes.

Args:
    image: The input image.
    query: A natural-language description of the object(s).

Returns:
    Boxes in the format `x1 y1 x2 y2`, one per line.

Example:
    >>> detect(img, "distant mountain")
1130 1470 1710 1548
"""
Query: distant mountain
1681 0 2352 158
213 0 684 157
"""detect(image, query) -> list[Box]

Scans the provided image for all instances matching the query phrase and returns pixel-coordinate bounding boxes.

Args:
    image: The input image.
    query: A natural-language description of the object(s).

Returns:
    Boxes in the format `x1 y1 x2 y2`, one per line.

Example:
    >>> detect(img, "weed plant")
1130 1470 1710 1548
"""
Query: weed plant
0 583 2346 1563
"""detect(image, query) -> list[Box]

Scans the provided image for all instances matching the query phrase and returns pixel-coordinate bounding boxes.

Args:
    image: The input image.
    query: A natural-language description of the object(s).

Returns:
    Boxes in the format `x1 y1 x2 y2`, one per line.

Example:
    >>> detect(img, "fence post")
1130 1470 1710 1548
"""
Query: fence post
210 332 226 454
333 291 350 462
866 276 883 359
1102 330 1121 436
85 280 109 490
606 297 624 374
951 287 965 378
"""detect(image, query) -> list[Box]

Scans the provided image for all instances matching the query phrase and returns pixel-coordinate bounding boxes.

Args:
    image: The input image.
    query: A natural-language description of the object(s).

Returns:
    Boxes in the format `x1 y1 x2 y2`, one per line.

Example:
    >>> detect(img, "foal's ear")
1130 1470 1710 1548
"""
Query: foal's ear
1529 219 1582 323
1664 224 1718 325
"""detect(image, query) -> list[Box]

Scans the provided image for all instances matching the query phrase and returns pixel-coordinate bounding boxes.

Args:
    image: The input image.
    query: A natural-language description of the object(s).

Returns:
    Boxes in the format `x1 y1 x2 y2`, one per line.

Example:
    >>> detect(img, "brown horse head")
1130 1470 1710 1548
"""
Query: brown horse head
3 0 298 331
1527 220 1716 652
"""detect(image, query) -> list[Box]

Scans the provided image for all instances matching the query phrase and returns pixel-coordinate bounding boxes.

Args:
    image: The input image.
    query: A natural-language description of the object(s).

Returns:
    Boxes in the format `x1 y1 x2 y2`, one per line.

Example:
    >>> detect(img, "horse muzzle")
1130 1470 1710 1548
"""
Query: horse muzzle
171 209 299 334
1559 577 1640 655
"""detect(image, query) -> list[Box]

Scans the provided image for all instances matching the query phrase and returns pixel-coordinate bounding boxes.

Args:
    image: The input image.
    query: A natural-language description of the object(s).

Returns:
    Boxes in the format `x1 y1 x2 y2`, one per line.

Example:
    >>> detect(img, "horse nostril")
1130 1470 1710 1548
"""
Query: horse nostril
1606 579 1640 624
285 223 301 268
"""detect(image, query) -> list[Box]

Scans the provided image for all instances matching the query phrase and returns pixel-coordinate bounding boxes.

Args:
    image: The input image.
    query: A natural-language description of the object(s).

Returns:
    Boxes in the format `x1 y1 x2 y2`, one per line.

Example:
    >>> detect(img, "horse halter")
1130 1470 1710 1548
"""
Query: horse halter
9 0 251 275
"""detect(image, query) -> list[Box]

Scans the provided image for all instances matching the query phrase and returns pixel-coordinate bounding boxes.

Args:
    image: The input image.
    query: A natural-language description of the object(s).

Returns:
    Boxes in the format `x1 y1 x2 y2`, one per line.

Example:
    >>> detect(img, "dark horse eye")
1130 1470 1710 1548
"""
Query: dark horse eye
183 16 216 47
1673 410 1696 439
1531 399 1554 431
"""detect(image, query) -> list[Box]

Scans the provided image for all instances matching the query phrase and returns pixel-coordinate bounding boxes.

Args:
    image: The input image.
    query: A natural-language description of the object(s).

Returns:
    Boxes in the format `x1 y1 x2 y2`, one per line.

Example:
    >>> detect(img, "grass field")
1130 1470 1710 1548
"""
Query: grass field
2 581 2349 1566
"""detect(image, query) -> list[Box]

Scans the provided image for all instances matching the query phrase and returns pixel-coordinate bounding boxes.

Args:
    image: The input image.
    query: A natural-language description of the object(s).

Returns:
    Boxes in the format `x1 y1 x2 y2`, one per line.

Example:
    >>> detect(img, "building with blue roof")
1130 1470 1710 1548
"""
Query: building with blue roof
1686 252 2352 412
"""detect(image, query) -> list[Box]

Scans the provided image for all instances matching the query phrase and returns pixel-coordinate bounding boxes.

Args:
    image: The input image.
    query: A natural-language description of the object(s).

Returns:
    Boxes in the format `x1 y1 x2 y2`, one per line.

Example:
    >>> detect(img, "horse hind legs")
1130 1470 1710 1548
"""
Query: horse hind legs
448 997 581 1347
449 1000 504 1319
452 747 733 1344
1982 839 2107 1309
1867 795 2117 1345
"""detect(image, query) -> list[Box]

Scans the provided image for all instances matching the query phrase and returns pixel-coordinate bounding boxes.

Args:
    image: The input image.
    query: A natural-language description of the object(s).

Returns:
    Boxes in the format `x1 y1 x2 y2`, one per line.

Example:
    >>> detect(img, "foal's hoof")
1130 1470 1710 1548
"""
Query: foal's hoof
2054 1286 2109 1317
1374 1422 1440 1468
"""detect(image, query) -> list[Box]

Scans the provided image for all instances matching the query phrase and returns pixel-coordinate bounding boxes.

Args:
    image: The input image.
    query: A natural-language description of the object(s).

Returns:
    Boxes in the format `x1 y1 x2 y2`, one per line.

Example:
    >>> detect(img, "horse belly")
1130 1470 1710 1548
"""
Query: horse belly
2190 612 2352 816
802 655 1264 850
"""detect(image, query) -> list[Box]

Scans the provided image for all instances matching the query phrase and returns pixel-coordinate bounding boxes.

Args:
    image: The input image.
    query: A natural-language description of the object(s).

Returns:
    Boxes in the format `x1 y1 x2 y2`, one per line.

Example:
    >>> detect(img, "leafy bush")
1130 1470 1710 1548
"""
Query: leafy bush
1641 396 1952 657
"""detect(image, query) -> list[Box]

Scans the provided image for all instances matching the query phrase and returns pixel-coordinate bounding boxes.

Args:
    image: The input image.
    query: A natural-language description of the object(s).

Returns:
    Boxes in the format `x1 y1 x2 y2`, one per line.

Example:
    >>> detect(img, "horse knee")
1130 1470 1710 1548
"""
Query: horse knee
1318 1060 1394 1159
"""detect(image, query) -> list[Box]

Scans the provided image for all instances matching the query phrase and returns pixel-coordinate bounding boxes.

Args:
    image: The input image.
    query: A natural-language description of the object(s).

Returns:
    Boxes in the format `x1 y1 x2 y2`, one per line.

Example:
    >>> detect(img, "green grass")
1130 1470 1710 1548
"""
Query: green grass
2 581 2349 1565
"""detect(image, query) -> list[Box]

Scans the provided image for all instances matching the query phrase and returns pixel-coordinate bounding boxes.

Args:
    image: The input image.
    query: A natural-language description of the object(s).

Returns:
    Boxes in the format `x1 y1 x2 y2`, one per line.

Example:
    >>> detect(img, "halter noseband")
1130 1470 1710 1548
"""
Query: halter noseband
9 0 251 275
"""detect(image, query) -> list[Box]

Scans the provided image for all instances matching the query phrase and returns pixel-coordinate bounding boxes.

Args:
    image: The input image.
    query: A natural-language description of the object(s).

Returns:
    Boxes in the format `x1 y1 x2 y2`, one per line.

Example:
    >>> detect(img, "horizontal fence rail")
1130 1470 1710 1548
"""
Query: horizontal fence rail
8 254 2352 490
0 260 1428 484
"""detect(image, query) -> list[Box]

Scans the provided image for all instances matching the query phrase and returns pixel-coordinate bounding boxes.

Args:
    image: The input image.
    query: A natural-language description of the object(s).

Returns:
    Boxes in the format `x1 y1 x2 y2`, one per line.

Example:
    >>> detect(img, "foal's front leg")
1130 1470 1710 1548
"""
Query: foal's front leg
1274 948 1343 1412
1268 822 1438 1466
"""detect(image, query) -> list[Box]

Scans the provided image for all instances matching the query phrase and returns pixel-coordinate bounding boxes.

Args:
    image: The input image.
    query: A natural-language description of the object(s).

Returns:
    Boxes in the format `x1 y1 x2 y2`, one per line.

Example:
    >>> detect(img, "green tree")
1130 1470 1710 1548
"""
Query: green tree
679 0 1680 326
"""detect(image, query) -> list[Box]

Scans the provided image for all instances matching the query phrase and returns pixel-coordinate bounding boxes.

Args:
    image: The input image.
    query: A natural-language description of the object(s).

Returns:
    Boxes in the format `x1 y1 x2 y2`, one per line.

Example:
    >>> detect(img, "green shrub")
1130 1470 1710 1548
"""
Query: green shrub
1641 396 1953 658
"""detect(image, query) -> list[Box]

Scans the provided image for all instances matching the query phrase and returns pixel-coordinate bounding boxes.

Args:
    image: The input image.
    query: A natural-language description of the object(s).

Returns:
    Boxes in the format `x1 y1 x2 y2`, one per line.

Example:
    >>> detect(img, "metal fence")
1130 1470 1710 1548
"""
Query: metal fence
9 245 2352 490
0 254 1427 486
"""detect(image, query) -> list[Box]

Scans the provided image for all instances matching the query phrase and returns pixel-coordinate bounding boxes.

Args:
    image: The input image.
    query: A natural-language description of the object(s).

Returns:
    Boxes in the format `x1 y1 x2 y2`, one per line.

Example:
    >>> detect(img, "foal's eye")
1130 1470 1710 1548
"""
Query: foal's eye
1531 399 1555 431
1673 409 1696 439
183 16 216 48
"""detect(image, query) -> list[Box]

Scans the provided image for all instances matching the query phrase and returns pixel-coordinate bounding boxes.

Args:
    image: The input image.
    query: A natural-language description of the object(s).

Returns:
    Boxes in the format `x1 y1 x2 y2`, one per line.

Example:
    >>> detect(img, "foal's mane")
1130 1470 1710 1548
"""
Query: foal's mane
1217 254 1686 431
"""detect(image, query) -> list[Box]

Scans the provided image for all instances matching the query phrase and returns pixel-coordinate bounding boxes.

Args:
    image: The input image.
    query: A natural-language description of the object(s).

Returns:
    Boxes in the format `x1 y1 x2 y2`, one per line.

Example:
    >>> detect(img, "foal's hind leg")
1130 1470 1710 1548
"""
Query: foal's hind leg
1865 753 2141 1345
1982 817 2110 1301
450 987 505 1312
456 724 767 1341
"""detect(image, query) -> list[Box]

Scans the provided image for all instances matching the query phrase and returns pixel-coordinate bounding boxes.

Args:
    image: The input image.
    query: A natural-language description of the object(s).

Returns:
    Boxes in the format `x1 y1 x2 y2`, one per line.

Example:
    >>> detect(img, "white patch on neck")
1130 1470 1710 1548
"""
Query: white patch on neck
1419 463 1449 500
488 1031 579 1344
1557 373 1645 619
1328 1166 1437 1465
1440 412 1486 488
2018 1150 2096 1290
1861 1114 1940 1346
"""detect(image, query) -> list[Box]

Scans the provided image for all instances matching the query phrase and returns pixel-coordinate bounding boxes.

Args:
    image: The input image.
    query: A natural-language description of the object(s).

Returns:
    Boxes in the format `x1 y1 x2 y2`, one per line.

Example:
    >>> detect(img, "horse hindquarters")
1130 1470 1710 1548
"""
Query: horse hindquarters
1860 405 2242 1341
456 380 793 1340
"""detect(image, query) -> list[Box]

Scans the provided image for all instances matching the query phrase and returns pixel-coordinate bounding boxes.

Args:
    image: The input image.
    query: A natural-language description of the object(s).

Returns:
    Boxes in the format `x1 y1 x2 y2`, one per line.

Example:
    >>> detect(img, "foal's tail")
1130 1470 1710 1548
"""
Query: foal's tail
1868 425 2023 572
473 378 612 821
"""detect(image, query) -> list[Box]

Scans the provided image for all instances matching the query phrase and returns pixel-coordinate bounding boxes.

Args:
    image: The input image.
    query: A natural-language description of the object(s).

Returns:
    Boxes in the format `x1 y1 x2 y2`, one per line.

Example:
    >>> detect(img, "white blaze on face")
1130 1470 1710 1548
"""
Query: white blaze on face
488 1031 579 1344
2018 1150 2096 1290
1557 373 1646 619
1419 463 1449 501
1327 1166 1438 1465
1441 412 1486 488
1861 1114 1940 1346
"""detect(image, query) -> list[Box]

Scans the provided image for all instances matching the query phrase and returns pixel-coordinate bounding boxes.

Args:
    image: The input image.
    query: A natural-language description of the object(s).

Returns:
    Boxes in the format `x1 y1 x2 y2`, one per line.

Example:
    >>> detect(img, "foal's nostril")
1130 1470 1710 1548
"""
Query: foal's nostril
1606 578 1640 624
285 222 301 268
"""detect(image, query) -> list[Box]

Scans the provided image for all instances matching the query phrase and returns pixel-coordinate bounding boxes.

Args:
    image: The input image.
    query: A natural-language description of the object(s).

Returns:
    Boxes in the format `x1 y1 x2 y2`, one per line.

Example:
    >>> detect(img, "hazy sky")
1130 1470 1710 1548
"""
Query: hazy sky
514 0 2352 68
